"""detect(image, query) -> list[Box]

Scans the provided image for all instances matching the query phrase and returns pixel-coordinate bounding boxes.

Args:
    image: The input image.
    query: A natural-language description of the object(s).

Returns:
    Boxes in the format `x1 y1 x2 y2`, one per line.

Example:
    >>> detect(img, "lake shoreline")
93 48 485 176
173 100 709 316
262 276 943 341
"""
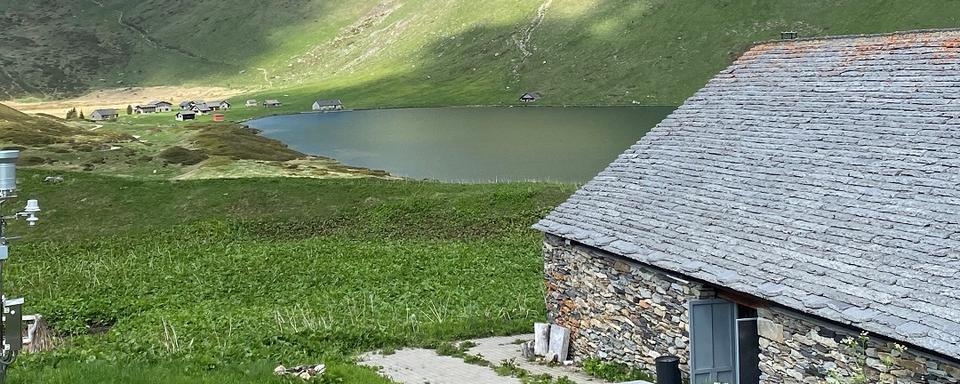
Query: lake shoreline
237 103 677 123
247 106 674 183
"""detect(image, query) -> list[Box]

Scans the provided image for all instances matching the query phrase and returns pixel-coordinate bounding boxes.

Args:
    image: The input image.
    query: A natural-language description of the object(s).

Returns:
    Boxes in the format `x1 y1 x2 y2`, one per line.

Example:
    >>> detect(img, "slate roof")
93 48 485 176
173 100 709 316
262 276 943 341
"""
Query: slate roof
520 92 542 100
314 99 342 106
91 108 118 116
534 30 960 358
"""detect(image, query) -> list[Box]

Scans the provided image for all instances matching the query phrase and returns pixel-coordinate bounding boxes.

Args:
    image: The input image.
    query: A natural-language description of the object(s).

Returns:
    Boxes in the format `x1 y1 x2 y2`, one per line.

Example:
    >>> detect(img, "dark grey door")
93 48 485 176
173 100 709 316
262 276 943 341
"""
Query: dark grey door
737 318 760 384
690 299 737 384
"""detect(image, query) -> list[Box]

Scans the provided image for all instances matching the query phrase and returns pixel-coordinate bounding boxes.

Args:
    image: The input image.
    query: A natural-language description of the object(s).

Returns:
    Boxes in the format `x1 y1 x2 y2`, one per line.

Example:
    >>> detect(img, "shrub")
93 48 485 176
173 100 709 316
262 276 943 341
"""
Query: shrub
17 156 48 166
156 146 209 165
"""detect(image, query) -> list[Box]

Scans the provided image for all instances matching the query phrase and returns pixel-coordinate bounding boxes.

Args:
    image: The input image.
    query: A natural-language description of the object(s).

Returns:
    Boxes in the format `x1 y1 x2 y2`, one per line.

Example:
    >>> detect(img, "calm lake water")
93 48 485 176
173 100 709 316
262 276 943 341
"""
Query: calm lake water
248 107 673 183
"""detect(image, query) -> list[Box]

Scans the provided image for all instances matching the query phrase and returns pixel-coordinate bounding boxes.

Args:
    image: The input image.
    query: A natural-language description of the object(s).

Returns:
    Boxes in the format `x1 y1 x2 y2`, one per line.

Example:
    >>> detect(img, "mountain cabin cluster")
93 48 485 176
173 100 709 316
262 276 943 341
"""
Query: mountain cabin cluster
86 98 349 122
86 92 547 122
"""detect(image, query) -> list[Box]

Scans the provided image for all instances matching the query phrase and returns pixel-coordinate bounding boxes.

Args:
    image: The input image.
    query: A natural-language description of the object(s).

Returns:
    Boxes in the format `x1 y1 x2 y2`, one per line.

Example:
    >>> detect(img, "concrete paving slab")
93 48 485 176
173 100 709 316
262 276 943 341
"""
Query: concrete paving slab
360 347 521 384
359 333 654 384
465 334 602 384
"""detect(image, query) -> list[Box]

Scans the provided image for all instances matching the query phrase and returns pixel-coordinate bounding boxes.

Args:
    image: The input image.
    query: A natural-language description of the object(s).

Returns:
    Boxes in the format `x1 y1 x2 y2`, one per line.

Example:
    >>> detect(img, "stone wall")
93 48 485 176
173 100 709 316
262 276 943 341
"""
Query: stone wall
758 307 960 384
544 233 960 383
543 234 712 373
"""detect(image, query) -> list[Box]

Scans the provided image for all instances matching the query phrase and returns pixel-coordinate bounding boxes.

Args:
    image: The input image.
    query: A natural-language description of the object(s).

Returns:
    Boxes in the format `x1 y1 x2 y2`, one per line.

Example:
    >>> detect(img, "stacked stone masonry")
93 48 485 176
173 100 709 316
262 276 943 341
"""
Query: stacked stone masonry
544 234 960 383
759 307 960 383
544 234 711 374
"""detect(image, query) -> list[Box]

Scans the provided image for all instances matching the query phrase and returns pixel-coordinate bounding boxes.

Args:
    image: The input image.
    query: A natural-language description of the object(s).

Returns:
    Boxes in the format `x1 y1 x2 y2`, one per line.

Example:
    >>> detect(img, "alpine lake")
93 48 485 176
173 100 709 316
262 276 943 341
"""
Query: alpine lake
248 107 674 183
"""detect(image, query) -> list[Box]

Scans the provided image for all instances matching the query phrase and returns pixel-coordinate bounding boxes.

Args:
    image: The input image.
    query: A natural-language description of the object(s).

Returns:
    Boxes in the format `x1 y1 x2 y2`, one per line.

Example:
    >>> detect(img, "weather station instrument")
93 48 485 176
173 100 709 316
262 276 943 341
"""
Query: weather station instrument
0 150 42 383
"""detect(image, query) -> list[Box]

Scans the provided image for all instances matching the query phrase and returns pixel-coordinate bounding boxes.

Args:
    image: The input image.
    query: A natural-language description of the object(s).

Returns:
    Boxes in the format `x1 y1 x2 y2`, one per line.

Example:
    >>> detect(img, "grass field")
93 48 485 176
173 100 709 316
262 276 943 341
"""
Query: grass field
2 170 573 383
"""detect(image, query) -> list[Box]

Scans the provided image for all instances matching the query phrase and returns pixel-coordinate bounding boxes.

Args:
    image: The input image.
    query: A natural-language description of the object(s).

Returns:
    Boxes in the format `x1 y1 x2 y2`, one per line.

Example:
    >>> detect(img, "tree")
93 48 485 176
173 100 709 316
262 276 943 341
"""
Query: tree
78 110 85 120
126 105 133 115
65 108 77 120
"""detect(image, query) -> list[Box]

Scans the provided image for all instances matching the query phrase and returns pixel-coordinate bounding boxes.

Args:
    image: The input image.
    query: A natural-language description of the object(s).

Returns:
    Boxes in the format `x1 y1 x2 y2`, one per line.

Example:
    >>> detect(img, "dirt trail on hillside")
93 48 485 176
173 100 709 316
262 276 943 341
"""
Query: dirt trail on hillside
3 86 245 116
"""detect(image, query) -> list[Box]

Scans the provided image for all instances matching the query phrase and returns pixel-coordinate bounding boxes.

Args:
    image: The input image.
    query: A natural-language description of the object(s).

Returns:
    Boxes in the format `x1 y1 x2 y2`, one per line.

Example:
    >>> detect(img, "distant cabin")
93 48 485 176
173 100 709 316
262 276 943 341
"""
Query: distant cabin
205 100 230 111
134 100 172 114
312 99 343 111
153 101 173 112
519 92 542 103
89 109 119 121
180 100 206 110
134 104 157 114
175 111 196 121
191 104 212 115
245 99 257 107
263 100 282 108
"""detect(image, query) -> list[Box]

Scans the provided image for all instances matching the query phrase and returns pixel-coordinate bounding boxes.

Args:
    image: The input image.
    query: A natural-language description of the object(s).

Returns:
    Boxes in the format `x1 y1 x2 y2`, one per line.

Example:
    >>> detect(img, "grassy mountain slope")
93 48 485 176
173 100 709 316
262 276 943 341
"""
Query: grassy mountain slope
4 1 960 106
0 102 106 146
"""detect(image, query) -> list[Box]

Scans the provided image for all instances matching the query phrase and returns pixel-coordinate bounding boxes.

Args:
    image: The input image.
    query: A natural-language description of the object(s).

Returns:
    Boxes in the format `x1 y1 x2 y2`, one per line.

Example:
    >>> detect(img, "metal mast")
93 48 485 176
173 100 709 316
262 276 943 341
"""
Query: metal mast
0 150 41 384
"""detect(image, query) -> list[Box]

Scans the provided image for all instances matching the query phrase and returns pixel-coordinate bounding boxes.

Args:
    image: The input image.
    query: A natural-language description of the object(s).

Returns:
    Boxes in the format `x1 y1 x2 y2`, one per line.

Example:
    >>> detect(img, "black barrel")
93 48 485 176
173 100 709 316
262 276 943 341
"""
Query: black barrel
654 355 681 384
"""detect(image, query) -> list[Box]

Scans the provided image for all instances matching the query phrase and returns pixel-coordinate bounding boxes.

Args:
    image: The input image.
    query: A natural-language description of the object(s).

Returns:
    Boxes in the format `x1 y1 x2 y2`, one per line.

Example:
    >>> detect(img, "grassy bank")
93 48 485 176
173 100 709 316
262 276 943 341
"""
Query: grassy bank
3 170 573 383
2 105 390 180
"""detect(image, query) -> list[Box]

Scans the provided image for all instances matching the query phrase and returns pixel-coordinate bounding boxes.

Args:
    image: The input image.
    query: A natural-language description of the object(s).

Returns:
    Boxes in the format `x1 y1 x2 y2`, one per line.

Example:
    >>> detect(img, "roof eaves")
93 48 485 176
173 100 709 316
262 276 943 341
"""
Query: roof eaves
750 27 960 47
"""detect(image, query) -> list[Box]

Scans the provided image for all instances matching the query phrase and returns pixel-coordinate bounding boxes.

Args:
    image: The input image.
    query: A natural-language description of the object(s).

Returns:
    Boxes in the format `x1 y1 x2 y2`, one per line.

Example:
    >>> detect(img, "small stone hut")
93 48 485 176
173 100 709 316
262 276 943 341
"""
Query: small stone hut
89 108 119 121
175 111 196 121
520 92 542 102
534 30 960 384
312 99 344 111
206 100 230 111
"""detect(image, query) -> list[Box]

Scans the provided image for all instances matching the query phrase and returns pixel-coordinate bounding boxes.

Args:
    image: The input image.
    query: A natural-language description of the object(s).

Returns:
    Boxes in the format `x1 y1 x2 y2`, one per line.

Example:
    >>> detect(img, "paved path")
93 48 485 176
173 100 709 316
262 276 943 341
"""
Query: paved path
468 335 602 383
359 334 652 384
360 347 521 384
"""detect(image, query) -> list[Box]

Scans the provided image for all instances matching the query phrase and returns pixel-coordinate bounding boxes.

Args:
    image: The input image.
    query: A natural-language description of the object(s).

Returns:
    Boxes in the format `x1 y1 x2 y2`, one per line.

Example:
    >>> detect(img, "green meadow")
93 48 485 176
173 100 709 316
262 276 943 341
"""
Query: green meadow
3 170 573 382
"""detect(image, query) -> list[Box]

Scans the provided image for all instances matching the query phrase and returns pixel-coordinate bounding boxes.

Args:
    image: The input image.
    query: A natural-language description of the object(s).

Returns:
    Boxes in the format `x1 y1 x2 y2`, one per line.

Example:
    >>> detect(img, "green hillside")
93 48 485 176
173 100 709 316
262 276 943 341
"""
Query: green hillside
0 103 106 146
4 1 960 105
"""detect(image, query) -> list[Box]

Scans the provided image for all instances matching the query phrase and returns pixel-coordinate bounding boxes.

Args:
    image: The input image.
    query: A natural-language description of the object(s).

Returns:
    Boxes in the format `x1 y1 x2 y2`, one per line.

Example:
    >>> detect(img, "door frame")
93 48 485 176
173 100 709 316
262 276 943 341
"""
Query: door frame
735 316 760 384
688 298 740 384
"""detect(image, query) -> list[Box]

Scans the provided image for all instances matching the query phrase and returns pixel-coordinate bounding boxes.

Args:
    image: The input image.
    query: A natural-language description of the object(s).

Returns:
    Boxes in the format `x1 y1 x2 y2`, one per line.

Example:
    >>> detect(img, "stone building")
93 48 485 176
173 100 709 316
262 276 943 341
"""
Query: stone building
534 30 960 384
88 108 119 121
312 99 344 111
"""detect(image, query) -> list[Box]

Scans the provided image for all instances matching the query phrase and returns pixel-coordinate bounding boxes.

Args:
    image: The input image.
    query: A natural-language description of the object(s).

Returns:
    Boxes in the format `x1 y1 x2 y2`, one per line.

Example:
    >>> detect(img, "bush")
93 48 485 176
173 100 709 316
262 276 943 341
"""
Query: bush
17 156 49 166
156 146 209 165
